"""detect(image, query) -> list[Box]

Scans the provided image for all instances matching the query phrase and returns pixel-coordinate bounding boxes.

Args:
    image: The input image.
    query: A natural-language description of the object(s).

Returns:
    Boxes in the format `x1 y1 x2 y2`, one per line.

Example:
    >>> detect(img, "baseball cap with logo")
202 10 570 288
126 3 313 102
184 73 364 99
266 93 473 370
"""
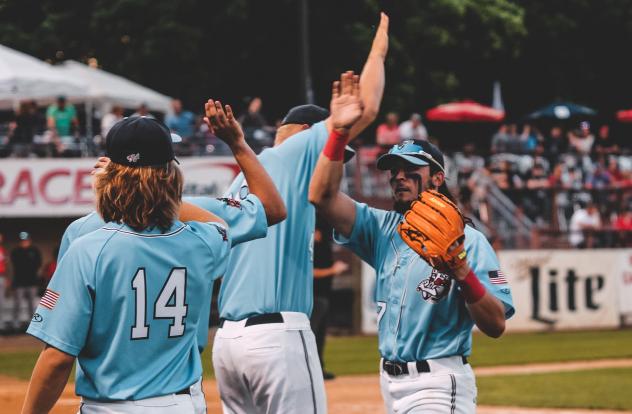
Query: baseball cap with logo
106 116 181 167
280 104 356 163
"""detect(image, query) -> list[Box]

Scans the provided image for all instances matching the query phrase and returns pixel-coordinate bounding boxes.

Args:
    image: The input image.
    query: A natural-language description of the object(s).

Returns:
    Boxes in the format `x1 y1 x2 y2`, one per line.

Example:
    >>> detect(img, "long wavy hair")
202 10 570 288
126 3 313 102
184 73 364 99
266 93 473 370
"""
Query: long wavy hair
95 161 183 232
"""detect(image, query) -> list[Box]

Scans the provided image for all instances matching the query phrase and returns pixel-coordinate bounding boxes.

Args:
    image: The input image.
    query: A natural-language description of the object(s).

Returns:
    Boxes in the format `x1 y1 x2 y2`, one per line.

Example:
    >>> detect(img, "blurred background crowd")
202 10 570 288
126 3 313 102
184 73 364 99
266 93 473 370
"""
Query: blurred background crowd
3 94 629 251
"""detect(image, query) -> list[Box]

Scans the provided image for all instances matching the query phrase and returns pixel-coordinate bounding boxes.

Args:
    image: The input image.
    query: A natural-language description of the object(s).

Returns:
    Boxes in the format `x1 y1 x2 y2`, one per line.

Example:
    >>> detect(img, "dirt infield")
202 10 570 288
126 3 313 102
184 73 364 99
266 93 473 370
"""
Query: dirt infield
3 370 632 414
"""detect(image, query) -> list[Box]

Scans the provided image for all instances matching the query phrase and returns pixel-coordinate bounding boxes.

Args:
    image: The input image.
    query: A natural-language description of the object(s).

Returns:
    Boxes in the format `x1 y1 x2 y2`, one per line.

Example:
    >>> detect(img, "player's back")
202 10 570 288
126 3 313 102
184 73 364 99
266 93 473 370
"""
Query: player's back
29 220 230 401
219 121 328 320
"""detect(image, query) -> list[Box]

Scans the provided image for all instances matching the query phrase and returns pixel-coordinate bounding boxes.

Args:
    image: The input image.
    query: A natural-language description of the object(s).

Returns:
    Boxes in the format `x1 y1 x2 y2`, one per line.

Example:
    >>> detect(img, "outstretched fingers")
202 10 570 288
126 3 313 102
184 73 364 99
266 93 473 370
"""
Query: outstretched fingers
341 71 355 96
332 80 340 100
352 74 360 98
215 100 228 126
225 104 235 122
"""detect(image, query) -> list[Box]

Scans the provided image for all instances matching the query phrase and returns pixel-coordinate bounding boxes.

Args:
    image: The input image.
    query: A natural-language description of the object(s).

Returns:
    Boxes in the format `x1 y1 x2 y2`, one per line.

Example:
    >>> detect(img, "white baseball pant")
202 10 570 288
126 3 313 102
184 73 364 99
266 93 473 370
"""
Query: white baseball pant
379 355 477 414
212 311 327 414
78 377 202 414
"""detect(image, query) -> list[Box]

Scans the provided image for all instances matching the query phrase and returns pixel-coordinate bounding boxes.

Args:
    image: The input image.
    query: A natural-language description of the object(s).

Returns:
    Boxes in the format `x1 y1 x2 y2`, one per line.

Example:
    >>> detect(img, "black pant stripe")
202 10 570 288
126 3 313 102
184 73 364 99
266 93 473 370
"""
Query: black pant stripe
299 330 318 414
450 374 457 414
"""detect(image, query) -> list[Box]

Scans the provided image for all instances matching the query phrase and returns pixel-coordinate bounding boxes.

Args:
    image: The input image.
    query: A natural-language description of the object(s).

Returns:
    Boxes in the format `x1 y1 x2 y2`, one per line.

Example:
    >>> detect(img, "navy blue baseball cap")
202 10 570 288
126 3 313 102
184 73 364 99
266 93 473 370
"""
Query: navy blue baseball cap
376 140 445 173
106 116 181 167
281 104 355 163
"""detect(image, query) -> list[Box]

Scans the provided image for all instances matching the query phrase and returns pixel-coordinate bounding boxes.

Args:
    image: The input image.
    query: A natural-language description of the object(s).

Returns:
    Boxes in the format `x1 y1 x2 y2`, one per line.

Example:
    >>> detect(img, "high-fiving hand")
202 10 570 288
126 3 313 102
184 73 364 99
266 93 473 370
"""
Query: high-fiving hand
204 99 245 148
330 71 363 132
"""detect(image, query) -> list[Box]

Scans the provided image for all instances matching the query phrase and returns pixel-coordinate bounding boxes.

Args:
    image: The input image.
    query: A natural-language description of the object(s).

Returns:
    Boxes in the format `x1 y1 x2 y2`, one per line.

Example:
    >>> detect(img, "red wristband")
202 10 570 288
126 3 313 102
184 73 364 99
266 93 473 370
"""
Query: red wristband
322 129 348 161
457 270 486 304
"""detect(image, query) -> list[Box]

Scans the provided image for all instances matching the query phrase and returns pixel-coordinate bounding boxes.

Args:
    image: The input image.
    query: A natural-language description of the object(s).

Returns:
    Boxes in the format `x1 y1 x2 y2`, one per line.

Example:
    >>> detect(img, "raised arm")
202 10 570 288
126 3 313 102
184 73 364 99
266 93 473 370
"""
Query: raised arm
309 73 365 237
204 100 286 225
325 12 389 142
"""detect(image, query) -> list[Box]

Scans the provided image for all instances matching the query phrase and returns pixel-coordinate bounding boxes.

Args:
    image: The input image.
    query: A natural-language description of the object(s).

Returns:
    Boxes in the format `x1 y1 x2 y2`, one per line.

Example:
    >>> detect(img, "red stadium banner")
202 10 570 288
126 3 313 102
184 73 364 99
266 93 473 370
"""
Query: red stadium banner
0 157 239 217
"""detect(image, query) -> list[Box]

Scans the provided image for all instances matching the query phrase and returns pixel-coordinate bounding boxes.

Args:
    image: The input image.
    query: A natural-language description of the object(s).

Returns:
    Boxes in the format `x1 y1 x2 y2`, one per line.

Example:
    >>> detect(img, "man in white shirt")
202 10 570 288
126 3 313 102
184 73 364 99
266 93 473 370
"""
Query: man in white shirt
569 201 601 248
399 113 428 141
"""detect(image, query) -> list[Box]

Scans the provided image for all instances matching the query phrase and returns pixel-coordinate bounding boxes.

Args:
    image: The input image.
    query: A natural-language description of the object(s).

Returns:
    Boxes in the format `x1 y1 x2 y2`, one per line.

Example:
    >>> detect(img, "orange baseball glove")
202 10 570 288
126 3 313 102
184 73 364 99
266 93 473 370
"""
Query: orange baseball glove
397 190 467 272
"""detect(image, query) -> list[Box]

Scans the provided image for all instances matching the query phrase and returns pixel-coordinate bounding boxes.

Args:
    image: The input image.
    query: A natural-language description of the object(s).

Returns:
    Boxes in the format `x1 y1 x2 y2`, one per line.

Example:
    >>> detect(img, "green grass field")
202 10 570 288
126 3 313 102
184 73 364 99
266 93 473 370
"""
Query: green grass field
2 329 632 409
477 367 632 410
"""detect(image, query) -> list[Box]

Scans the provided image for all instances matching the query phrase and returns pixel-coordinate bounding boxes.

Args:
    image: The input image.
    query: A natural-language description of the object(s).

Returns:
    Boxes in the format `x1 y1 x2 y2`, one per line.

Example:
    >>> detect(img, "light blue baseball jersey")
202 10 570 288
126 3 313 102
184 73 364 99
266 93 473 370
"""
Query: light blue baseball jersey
57 194 267 352
220 120 329 320
27 221 231 401
335 201 515 362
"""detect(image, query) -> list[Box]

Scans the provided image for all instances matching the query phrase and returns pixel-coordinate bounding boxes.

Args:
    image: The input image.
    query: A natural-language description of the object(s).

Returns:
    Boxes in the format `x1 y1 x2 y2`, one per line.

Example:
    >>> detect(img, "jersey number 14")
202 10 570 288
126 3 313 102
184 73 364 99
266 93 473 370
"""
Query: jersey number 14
130 267 188 340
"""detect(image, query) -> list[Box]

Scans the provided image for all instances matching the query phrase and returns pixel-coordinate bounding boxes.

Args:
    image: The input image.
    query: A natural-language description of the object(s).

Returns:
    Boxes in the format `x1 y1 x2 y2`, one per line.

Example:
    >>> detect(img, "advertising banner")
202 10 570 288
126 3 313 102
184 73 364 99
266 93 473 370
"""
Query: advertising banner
500 249 627 331
0 157 239 217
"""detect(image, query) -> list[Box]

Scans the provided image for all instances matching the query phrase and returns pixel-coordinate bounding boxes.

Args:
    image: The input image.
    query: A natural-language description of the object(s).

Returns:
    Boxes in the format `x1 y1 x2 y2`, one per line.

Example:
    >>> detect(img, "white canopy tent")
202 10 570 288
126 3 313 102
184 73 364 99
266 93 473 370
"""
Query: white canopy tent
0 44 88 109
53 60 172 115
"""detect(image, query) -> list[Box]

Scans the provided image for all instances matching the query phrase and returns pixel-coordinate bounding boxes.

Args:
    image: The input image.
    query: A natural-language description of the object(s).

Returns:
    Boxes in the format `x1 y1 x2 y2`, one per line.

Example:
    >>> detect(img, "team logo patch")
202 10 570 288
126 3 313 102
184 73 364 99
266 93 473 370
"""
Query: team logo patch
32 313 43 322
213 224 228 242
217 197 242 209
416 269 452 303
126 153 140 163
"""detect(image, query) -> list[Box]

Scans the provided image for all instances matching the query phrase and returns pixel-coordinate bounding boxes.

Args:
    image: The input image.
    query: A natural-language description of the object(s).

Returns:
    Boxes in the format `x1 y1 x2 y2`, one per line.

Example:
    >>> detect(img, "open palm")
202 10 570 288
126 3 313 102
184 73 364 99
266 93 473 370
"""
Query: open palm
330 71 363 130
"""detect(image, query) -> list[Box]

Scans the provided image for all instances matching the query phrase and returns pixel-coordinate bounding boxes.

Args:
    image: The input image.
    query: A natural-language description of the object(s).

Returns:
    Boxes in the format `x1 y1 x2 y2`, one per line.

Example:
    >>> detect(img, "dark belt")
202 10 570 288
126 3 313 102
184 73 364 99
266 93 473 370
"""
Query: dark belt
219 312 284 328
382 356 468 376
175 387 191 395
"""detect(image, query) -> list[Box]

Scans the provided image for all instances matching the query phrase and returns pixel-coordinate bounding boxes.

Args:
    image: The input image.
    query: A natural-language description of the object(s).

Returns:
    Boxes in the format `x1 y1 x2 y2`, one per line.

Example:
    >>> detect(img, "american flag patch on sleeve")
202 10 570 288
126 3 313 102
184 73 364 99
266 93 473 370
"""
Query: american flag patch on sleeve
488 270 508 284
40 289 60 310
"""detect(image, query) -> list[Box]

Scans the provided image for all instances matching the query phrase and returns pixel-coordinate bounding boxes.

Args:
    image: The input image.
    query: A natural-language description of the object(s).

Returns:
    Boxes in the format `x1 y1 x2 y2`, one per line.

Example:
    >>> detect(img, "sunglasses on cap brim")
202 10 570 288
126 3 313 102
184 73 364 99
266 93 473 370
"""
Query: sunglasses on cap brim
387 143 445 173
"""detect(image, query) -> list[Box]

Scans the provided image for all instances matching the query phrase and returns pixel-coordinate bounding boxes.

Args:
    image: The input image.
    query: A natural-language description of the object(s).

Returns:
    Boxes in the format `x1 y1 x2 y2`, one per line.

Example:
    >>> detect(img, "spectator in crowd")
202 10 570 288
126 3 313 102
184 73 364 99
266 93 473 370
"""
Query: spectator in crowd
0 233 8 332
100 105 123 138
10 232 42 330
524 162 551 223
545 126 568 164
398 113 428 141
532 143 551 174
238 97 273 151
132 102 154 118
569 201 601 248
454 142 485 187
490 160 522 190
166 98 199 155
491 123 509 153
9 101 41 157
238 97 269 130
586 159 611 189
593 124 619 156
39 245 59 296
376 112 401 149
520 124 542 154
506 123 523 153
166 99 196 139
613 209 632 246
467 160 495 221
46 96 78 138
568 121 595 155
311 215 348 381
607 157 625 185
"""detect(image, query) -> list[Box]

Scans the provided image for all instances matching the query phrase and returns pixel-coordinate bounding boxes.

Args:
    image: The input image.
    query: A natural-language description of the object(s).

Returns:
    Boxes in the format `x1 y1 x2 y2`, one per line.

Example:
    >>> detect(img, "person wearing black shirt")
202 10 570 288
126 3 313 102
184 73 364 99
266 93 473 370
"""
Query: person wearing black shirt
10 232 41 329
311 215 348 380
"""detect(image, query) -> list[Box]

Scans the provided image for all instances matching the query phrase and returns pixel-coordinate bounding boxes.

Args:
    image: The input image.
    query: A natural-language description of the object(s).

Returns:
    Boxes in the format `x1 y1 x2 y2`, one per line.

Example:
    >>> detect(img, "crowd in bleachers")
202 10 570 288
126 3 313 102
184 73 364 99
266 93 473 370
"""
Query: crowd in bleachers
2 98 631 248
0 96 280 159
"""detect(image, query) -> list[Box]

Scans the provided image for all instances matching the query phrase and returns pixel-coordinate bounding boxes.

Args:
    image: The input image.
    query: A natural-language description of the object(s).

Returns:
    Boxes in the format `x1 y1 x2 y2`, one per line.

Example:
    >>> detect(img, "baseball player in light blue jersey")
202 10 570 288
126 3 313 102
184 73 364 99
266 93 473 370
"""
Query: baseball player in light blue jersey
310 134 514 412
22 116 235 414
50 102 286 414
212 14 389 414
